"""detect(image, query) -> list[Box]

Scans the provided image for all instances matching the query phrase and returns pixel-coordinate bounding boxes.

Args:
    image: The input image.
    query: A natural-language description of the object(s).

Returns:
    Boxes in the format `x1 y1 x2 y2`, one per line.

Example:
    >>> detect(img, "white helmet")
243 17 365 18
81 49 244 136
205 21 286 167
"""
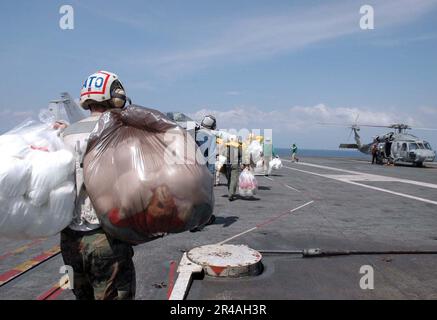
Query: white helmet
201 115 217 130
80 70 128 109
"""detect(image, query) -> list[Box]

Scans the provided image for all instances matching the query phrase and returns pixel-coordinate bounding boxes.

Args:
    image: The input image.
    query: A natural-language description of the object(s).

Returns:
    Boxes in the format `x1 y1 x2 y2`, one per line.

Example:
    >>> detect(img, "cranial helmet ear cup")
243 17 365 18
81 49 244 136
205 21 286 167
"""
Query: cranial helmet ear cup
112 97 125 108
111 88 127 108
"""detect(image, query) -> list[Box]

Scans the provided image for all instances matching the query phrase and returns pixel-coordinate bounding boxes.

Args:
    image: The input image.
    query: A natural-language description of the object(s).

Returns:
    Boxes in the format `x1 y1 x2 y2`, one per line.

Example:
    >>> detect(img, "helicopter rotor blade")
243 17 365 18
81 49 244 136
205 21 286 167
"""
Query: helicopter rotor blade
318 122 437 131
411 127 437 131
352 124 392 128
317 122 351 128
347 128 353 141
354 114 360 125
318 122 392 129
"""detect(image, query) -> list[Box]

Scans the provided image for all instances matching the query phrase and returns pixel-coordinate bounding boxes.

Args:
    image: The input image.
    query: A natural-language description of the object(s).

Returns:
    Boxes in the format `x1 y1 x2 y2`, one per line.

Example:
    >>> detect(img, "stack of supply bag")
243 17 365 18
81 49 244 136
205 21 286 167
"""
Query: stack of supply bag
83 105 214 244
0 119 75 239
247 140 263 164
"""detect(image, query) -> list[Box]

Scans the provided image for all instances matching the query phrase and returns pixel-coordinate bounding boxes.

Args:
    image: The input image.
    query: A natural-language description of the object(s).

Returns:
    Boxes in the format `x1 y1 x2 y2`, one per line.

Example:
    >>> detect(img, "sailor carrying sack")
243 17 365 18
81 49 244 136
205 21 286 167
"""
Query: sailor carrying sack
83 105 214 244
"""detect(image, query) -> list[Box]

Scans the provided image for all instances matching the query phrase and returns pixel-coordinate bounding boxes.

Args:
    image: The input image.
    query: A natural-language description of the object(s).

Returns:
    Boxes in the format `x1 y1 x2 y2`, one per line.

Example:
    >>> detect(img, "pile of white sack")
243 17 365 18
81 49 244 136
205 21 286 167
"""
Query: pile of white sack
267 157 283 175
0 119 75 239
270 157 283 170
247 140 263 164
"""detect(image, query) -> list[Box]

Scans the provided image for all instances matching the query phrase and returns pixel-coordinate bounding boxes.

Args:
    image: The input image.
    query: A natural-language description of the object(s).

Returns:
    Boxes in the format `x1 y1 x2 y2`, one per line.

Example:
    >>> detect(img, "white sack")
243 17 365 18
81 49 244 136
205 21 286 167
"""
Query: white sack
0 157 31 197
270 157 283 170
0 118 75 239
27 149 74 207
248 140 263 164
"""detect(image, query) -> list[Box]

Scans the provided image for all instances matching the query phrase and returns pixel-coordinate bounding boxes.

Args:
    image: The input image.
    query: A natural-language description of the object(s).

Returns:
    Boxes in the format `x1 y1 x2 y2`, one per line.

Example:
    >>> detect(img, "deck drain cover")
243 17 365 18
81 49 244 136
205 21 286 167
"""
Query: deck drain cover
187 244 263 278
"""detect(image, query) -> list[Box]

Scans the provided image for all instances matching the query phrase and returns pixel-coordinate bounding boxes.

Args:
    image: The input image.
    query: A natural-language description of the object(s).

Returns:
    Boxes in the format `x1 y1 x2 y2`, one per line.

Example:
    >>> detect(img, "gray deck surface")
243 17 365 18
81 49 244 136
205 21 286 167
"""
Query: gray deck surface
1 157 436 300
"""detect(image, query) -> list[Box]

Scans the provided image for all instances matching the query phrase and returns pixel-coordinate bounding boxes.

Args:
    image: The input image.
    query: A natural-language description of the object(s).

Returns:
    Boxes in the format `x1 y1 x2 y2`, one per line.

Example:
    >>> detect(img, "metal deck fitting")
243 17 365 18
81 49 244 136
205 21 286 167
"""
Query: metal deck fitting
187 244 263 278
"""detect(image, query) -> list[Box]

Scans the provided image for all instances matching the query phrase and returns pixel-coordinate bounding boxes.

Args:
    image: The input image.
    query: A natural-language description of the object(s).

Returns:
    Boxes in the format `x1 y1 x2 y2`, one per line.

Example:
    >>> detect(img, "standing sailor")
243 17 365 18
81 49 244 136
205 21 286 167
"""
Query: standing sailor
291 143 298 162
226 136 244 201
195 115 218 176
192 115 218 231
60 71 136 300
371 143 378 164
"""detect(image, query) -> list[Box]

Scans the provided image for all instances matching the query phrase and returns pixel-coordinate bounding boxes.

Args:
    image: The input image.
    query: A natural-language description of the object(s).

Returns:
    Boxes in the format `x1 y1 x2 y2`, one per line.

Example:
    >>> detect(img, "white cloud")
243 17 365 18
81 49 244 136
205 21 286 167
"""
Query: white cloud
370 33 437 47
189 104 420 130
419 106 437 115
128 0 437 75
188 104 437 148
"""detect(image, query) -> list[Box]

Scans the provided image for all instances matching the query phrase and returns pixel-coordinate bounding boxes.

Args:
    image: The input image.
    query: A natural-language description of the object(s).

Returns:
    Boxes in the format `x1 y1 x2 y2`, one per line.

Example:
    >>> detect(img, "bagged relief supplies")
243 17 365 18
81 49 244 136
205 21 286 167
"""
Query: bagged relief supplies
83 105 214 244
268 157 283 175
238 168 258 197
0 113 75 239
270 157 283 170
270 157 282 170
247 140 263 164
215 154 227 174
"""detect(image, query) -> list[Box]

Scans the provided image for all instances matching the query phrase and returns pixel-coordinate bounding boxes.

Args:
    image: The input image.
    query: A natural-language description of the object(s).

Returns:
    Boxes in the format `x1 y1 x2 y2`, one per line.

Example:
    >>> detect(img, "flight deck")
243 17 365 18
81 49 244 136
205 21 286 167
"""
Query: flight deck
1 157 437 300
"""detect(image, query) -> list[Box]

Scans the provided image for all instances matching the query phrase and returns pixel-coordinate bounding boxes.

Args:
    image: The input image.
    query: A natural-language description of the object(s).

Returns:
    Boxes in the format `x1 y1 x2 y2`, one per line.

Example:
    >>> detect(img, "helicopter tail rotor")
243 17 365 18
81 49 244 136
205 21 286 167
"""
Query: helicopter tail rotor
347 114 360 141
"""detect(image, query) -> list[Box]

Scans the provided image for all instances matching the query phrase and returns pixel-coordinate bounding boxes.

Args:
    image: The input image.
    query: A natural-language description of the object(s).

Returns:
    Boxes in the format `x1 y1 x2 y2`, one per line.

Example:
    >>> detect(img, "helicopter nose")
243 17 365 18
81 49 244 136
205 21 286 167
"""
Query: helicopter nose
415 149 435 162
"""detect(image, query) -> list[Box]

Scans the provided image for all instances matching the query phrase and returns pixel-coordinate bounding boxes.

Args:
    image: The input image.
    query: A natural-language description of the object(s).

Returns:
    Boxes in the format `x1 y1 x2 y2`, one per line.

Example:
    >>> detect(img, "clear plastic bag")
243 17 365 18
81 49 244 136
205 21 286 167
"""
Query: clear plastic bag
269 157 283 172
83 105 214 244
0 157 31 197
238 168 258 197
0 115 75 239
27 149 74 206
247 140 263 164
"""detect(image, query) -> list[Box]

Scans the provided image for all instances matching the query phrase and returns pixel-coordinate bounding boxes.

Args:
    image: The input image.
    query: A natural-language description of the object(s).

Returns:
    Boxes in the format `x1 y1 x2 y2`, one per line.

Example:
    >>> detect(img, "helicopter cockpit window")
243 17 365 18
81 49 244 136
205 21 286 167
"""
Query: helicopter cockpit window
424 142 432 150
409 143 418 151
401 143 407 151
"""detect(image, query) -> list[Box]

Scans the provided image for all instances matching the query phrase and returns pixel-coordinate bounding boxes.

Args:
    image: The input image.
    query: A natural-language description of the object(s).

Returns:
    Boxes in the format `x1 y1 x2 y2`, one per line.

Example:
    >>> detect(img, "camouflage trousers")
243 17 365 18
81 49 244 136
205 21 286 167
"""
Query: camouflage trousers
227 164 241 197
60 228 136 300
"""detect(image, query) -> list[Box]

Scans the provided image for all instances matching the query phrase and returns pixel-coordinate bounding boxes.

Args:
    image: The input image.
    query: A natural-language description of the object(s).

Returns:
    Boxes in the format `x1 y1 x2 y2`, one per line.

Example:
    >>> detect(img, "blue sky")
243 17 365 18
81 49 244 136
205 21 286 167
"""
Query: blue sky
1 0 437 148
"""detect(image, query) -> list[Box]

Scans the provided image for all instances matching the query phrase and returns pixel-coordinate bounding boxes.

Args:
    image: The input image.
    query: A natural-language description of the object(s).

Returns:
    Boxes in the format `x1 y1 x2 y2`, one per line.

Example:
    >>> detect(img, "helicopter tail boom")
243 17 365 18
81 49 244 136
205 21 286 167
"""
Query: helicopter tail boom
339 143 359 149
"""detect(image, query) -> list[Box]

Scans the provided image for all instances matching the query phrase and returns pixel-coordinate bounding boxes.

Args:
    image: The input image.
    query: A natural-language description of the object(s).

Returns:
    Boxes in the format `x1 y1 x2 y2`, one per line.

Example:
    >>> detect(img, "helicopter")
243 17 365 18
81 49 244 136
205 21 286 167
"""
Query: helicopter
335 123 437 167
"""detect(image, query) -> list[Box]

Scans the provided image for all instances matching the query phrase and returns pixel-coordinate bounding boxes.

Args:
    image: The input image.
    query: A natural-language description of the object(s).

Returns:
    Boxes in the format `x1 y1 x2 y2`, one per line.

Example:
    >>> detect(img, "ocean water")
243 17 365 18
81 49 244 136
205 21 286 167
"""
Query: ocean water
275 148 370 160
275 148 437 162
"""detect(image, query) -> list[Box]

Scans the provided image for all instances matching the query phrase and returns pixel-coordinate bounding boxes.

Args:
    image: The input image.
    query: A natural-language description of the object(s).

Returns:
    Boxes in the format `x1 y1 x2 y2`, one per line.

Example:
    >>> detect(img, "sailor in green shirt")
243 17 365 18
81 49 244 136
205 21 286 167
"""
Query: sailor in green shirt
291 143 298 162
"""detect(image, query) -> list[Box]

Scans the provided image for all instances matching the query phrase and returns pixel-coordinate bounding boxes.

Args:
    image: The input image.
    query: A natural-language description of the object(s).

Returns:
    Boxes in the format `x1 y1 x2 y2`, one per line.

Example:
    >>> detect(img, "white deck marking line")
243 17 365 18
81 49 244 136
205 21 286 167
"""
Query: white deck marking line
284 166 437 206
170 201 314 300
169 253 203 301
264 176 301 192
297 162 437 189
323 174 398 182
343 180 437 206
346 159 369 163
217 227 258 245
217 201 314 245
297 161 377 175
284 184 301 192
